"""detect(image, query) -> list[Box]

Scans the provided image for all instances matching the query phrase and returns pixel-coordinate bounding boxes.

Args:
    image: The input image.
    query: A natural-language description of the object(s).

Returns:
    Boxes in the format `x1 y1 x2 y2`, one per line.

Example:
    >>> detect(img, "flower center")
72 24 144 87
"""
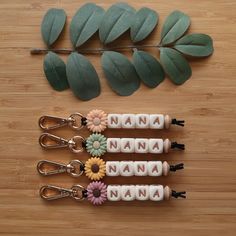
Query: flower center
93 189 101 198
91 164 99 173
93 117 101 126
93 141 100 149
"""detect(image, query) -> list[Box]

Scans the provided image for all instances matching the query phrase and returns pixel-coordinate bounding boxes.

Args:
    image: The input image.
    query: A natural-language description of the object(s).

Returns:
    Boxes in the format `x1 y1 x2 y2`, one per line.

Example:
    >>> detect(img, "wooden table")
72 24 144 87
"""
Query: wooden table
0 0 235 235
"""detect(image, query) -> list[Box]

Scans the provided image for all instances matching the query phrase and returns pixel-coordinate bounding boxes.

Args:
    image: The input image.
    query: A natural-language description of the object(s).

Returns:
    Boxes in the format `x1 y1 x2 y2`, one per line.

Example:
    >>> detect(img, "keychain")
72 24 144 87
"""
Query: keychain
40 182 186 205
37 158 184 180
39 110 184 133
39 133 185 155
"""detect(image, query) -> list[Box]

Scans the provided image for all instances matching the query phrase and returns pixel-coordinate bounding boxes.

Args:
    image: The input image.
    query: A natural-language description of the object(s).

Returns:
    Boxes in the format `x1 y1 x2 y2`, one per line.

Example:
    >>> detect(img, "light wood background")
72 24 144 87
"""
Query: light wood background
0 0 235 235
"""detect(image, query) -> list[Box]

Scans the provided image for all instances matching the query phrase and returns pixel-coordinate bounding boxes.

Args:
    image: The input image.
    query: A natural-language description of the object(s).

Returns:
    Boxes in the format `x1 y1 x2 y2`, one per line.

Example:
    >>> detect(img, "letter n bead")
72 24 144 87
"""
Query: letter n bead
106 161 120 176
107 114 122 128
107 185 121 201
134 161 148 176
107 138 120 153
135 114 149 129
135 139 149 153
135 185 149 200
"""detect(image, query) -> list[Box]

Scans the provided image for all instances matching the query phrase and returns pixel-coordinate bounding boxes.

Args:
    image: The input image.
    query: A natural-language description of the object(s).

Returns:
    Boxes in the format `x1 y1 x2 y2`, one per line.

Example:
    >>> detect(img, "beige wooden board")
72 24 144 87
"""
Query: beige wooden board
0 0 235 235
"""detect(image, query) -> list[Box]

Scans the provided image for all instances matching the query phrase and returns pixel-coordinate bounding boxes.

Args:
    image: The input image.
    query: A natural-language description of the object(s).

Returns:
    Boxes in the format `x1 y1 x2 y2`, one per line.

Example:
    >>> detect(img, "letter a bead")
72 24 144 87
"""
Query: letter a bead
149 185 164 201
149 114 164 129
119 161 134 176
147 161 162 176
120 138 135 153
121 185 136 201
148 139 163 153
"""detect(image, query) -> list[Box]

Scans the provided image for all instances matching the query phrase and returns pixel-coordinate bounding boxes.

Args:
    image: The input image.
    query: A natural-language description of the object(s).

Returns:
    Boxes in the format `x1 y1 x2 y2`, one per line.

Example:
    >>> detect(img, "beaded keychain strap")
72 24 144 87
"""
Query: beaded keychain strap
39 133 185 155
40 182 186 205
39 110 184 133
37 158 184 180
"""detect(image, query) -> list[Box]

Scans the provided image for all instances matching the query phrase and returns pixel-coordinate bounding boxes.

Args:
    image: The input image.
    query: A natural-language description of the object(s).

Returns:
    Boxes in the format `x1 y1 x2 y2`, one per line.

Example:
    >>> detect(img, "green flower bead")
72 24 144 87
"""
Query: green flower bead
86 133 107 157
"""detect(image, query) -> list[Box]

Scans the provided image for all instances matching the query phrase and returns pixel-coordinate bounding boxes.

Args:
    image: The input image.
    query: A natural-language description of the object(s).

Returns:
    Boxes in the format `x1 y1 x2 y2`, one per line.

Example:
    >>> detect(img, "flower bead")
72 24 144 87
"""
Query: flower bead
87 181 107 205
85 157 106 180
86 134 107 157
86 109 107 133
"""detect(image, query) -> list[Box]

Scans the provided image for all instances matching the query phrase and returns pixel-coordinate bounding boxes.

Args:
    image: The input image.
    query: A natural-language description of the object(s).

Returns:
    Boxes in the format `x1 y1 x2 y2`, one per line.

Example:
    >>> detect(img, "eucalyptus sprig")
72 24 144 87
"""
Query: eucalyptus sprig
32 3 214 101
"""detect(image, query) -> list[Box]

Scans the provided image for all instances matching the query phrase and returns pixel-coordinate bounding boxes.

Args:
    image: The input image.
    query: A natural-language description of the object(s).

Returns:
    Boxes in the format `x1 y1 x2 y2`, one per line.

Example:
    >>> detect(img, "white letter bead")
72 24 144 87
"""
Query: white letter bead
134 161 148 176
121 185 136 201
106 161 120 176
135 114 149 128
147 161 162 176
149 185 164 201
149 114 164 129
135 139 149 153
107 138 121 153
121 114 136 128
107 185 121 201
148 139 163 153
135 185 149 200
119 161 134 176
107 114 122 128
120 138 135 153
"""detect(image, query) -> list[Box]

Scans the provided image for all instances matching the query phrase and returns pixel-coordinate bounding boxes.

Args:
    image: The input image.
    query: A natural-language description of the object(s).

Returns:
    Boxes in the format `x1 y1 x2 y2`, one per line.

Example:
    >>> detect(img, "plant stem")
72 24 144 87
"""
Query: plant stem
30 45 160 55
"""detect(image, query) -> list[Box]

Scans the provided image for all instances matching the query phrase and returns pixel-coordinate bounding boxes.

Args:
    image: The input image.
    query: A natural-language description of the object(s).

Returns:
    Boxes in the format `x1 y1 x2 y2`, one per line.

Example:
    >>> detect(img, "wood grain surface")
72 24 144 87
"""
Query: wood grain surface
0 0 235 235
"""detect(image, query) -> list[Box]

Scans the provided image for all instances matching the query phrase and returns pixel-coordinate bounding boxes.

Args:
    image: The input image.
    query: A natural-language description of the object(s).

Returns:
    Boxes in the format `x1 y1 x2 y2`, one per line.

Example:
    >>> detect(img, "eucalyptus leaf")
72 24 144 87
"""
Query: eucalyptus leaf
131 7 158 43
101 51 140 96
41 8 66 47
66 52 100 100
99 3 135 44
173 33 214 57
133 50 164 88
160 47 192 85
160 10 190 46
70 3 105 48
43 52 69 91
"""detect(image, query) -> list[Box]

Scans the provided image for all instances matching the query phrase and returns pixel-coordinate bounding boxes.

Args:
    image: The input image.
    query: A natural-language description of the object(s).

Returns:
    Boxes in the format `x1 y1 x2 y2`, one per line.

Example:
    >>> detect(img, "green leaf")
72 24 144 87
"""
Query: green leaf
43 52 69 91
66 52 100 100
160 47 192 85
70 3 105 48
173 34 214 57
41 8 66 47
101 51 140 96
133 50 164 88
131 7 158 43
99 3 135 44
160 10 190 46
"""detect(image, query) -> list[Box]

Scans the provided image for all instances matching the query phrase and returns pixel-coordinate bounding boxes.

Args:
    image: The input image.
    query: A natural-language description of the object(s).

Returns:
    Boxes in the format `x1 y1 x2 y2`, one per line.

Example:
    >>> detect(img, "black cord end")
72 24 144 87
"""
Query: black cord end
80 163 85 172
172 190 186 199
82 189 88 198
171 142 185 150
81 117 87 126
171 118 185 127
170 163 184 172
82 140 87 148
